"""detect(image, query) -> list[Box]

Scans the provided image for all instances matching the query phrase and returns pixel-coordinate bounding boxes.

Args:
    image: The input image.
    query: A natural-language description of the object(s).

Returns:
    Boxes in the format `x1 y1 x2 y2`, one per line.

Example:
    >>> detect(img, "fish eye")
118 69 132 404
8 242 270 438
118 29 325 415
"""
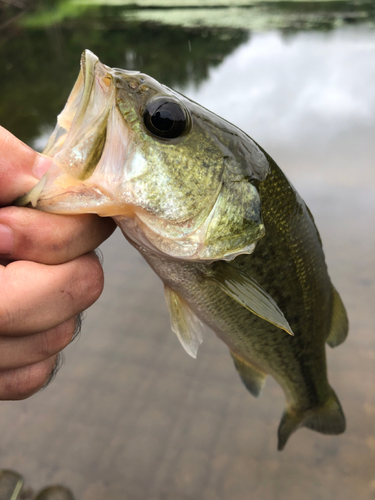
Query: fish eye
143 96 189 139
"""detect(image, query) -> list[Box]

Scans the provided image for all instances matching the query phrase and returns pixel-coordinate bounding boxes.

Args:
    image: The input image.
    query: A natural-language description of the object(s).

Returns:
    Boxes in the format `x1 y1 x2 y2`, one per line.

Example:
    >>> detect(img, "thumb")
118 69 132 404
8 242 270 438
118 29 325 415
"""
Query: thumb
0 126 52 206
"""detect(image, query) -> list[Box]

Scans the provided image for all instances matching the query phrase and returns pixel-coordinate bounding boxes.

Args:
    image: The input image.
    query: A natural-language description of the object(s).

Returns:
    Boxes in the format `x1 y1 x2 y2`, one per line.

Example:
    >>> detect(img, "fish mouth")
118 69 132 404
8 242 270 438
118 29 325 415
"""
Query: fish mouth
42 49 113 180
15 50 132 214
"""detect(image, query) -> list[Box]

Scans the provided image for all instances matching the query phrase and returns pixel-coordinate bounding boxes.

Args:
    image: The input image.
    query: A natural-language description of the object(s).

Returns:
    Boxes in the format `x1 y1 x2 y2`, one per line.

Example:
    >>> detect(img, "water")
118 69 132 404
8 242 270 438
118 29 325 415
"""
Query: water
0 2 374 498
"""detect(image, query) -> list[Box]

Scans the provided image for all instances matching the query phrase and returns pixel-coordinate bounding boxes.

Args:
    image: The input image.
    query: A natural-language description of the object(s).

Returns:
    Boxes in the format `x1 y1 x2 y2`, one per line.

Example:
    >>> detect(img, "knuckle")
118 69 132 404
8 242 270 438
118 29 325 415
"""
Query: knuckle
58 254 104 316
57 317 78 346
0 269 16 335
36 318 76 359
78 253 105 305
0 303 15 336
0 357 57 400
48 217 85 259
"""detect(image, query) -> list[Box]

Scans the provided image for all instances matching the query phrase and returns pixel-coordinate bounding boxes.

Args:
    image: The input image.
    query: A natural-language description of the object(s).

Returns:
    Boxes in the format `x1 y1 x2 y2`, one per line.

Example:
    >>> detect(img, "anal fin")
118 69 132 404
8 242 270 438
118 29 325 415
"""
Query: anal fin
230 351 267 398
326 286 348 348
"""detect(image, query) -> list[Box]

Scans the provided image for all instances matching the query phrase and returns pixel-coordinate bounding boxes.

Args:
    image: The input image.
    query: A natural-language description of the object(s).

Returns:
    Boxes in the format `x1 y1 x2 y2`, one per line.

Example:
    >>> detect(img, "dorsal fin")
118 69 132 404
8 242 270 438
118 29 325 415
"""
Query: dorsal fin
208 263 294 336
230 351 267 397
164 286 204 358
326 286 349 348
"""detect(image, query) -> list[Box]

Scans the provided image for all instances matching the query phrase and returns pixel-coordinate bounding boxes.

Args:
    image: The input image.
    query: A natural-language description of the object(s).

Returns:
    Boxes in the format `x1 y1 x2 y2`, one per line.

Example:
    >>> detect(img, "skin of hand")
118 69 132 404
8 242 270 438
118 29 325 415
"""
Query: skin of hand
0 126 117 400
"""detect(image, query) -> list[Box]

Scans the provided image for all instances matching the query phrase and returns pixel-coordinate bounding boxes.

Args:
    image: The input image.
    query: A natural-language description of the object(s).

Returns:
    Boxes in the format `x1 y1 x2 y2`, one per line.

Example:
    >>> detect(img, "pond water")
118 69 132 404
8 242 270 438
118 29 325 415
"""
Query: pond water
0 2 374 499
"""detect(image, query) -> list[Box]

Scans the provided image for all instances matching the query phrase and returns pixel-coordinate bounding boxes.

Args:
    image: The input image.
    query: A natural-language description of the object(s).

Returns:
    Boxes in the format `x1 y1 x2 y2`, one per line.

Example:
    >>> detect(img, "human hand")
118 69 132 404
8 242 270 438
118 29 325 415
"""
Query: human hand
0 126 116 399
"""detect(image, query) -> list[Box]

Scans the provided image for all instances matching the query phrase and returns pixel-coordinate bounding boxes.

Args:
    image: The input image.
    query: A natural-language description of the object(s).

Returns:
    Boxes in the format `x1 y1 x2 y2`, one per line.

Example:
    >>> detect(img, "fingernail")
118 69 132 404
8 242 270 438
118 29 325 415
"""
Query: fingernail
33 154 53 179
0 224 14 254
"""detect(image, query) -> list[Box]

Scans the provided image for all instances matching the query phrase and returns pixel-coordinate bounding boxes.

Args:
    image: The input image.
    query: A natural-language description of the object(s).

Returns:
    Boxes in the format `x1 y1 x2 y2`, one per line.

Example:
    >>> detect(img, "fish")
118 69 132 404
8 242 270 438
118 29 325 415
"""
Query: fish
16 50 348 450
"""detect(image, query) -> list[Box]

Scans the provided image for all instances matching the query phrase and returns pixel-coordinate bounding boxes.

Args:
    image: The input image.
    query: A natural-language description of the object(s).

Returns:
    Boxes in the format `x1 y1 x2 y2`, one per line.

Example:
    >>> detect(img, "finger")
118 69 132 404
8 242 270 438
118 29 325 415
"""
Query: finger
0 355 58 400
0 317 76 371
0 252 104 336
42 352 63 390
0 206 116 264
0 126 52 206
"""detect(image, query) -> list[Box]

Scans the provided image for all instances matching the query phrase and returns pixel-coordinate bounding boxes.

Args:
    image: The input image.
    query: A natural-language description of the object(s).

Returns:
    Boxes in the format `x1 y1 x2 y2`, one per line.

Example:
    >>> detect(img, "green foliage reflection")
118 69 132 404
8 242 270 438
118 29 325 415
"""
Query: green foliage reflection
0 0 249 145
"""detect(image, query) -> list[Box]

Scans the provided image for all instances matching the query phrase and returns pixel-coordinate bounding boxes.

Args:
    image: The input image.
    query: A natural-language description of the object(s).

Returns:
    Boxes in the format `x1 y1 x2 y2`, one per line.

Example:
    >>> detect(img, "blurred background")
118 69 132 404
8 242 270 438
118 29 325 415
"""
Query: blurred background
0 1 374 498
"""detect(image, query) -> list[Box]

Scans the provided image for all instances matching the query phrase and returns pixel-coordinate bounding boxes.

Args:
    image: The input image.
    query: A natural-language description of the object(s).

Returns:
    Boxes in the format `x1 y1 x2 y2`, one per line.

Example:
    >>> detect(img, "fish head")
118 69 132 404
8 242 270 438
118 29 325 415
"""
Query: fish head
24 50 269 261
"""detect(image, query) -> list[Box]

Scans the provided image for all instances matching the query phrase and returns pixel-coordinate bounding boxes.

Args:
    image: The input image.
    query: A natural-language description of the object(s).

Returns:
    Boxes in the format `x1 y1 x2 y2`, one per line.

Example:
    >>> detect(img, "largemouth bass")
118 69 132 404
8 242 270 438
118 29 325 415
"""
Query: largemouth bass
17 50 348 450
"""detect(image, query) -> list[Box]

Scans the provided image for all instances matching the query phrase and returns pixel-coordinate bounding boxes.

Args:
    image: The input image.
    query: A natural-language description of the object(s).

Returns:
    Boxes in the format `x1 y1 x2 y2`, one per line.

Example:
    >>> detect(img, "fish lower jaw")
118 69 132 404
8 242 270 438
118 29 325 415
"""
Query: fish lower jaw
29 177 135 217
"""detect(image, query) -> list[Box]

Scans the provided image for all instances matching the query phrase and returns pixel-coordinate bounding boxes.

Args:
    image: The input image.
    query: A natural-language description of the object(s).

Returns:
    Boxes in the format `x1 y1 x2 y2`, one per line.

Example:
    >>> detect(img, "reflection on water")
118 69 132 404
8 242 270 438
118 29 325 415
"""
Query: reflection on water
15 0 375 32
0 2 374 499
0 18 247 146
185 27 375 188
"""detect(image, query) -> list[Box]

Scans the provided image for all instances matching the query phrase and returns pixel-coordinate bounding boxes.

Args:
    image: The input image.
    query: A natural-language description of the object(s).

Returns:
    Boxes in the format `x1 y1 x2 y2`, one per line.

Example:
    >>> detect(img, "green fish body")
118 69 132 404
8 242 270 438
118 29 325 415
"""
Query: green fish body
17 50 348 450
135 153 348 450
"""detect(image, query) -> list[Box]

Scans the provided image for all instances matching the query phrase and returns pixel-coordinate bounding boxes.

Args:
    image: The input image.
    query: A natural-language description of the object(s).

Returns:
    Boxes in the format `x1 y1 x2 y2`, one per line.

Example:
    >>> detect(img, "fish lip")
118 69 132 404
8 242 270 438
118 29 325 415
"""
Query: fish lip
81 49 98 82
75 50 99 128
42 50 117 181
42 49 101 159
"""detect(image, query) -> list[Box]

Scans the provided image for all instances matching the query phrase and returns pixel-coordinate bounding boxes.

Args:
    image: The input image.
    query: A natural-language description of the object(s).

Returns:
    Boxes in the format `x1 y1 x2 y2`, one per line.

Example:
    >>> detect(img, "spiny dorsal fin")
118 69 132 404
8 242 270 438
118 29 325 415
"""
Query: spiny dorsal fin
208 263 294 336
164 286 204 358
277 386 346 451
230 351 267 398
326 286 348 348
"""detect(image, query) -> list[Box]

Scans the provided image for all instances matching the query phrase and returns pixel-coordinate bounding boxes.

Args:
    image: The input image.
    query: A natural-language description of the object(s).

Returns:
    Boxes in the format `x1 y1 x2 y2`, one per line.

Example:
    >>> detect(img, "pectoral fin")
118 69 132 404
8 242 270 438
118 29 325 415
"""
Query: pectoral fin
164 286 204 358
230 351 267 397
209 263 294 336
326 286 348 348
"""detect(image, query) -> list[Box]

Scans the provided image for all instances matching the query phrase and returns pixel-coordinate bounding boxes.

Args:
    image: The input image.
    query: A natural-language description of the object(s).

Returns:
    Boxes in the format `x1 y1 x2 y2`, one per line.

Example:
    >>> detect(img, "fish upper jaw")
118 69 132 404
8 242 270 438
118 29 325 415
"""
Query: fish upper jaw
43 50 115 180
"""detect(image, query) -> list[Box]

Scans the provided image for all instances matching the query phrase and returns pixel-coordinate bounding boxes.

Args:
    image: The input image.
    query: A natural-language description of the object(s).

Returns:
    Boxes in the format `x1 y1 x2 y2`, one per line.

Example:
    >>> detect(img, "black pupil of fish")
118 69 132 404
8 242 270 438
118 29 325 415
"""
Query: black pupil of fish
151 108 174 132
144 99 187 139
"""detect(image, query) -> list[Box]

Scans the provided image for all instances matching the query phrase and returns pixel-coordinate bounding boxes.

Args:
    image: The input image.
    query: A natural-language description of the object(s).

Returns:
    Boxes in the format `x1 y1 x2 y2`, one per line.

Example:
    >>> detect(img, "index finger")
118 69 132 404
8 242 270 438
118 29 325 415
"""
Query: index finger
0 206 116 265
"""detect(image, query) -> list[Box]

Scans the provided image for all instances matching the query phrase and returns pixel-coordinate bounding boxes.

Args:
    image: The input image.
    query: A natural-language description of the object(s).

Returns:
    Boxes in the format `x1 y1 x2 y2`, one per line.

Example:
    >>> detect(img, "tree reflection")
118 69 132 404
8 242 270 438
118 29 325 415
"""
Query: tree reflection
1 0 374 145
0 6 248 145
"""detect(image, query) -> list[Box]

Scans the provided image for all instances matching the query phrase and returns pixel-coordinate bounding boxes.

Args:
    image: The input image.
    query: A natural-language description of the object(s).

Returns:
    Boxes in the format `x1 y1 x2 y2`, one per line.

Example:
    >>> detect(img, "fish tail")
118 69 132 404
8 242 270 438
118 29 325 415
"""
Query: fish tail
277 409 304 451
277 386 346 451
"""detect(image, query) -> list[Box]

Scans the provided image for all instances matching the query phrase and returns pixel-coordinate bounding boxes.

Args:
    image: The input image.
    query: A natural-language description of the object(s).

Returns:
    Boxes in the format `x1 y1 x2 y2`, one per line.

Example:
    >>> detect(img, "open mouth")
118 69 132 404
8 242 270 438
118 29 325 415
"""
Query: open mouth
41 50 113 181
43 50 99 159
14 50 123 212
